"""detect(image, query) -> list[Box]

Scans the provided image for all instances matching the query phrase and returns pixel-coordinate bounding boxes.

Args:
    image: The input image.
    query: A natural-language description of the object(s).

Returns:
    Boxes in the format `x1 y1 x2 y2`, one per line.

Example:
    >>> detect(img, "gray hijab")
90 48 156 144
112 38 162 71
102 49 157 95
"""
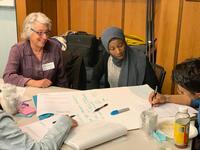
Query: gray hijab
101 26 146 86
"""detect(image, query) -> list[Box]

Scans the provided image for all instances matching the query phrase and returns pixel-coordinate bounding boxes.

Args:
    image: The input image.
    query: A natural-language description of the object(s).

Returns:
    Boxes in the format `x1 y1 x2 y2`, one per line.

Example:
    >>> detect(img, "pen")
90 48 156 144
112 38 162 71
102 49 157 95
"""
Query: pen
111 107 130 115
152 86 158 108
154 86 158 97
94 103 108 112
52 115 76 124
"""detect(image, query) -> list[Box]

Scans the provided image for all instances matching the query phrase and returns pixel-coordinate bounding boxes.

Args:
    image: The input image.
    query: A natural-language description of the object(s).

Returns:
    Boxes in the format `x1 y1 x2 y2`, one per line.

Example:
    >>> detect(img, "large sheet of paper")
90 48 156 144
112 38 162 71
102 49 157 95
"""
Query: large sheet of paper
36 85 197 130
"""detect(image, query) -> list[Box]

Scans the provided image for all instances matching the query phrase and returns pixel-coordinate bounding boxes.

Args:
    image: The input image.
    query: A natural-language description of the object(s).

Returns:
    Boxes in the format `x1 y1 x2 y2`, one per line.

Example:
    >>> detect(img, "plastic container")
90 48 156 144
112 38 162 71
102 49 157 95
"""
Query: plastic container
174 107 190 148
1 84 19 115
141 109 158 135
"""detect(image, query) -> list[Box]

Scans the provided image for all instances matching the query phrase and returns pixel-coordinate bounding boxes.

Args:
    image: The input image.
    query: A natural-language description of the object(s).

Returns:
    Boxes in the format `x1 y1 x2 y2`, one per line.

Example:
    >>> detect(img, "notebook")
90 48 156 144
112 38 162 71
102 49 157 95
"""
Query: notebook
65 120 127 150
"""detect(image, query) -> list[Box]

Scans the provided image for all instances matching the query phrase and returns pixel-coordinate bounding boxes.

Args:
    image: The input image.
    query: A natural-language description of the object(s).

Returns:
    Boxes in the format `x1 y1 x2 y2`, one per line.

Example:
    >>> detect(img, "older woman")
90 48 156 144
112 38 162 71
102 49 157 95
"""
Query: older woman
3 12 67 88
90 26 158 89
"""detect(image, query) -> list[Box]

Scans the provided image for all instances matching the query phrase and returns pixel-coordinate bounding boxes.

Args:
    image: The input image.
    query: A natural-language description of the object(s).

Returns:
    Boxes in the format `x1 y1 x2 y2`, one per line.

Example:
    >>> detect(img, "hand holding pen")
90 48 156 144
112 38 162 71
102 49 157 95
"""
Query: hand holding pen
150 86 157 108
148 86 166 106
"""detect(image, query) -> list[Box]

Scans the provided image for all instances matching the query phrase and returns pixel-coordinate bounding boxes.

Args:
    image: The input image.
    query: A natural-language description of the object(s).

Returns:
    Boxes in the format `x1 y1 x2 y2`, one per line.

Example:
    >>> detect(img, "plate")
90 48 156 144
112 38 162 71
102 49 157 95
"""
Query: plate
157 117 198 139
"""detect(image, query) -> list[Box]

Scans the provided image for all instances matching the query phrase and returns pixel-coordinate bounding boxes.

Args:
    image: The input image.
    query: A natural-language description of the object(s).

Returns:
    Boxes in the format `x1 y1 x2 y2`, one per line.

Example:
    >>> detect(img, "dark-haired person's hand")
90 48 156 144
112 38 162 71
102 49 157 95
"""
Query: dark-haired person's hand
148 91 167 106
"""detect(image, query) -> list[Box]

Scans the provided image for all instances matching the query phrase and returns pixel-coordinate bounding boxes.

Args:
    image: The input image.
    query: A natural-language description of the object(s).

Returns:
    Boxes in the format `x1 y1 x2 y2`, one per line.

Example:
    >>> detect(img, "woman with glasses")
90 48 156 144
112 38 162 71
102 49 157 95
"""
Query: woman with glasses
90 26 158 89
3 12 67 88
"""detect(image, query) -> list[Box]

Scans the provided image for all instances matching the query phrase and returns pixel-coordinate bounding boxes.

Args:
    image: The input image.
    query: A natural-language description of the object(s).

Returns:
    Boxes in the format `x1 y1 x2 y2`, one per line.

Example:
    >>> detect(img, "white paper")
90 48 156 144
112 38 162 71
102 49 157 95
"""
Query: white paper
20 117 128 150
37 86 145 130
36 85 198 130
153 103 198 118
65 121 127 150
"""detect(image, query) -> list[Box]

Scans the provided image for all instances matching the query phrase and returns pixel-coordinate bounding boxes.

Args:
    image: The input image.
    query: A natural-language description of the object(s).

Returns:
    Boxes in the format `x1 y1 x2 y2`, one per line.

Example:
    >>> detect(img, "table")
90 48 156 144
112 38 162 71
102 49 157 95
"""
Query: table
0 79 192 150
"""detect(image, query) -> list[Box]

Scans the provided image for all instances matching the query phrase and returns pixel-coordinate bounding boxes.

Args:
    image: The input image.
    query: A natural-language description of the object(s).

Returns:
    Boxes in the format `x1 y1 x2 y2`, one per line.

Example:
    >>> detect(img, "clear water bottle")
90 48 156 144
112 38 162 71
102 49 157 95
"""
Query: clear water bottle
174 107 190 148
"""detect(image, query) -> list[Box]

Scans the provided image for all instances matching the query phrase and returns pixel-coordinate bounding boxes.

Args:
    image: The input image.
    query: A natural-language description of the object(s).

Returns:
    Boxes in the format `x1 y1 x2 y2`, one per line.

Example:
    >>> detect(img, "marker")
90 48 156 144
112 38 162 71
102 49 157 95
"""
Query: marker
152 86 158 108
111 107 130 115
154 86 158 97
94 103 108 112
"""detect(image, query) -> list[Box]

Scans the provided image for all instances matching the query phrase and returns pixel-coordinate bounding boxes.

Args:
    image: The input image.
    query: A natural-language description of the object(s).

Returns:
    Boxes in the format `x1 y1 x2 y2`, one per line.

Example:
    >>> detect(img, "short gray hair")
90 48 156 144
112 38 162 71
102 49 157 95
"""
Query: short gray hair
21 12 52 40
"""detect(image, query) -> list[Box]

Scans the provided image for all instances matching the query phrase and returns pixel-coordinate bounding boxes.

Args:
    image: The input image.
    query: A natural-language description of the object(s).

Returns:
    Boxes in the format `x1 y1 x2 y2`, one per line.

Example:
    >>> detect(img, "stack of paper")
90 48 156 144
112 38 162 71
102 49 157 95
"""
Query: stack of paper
65 121 127 150
20 116 127 150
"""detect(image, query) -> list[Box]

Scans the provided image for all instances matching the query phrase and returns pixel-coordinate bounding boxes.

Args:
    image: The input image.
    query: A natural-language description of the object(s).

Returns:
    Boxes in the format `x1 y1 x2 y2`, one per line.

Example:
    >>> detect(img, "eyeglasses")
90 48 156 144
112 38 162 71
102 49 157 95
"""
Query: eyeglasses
31 28 50 37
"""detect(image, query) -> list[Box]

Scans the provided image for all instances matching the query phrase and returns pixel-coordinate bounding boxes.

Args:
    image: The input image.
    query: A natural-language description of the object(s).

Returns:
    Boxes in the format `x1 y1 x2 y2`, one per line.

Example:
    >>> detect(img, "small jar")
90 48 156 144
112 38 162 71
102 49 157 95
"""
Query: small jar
141 109 158 135
1 84 17 98
1 84 19 115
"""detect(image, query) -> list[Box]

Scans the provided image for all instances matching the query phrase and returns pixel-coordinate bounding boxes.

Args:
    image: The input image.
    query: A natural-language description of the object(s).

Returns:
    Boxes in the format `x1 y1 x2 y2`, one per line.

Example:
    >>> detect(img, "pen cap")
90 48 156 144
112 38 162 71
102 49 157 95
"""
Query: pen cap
118 108 130 113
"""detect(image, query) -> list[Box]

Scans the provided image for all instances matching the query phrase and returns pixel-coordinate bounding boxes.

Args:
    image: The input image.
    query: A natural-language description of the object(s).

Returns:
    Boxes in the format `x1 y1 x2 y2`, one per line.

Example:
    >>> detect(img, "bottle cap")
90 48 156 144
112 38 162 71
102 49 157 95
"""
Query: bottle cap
178 107 188 113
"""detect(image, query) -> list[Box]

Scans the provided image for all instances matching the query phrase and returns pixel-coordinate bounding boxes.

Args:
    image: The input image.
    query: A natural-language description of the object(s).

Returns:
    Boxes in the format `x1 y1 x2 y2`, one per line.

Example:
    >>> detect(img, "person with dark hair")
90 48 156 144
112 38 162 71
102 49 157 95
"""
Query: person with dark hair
148 57 200 149
90 26 158 89
149 57 200 106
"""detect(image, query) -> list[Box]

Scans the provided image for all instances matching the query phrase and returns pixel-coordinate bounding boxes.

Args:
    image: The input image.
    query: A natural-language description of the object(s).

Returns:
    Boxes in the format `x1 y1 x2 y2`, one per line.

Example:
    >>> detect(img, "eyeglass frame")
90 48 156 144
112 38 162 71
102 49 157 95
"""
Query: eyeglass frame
31 28 51 37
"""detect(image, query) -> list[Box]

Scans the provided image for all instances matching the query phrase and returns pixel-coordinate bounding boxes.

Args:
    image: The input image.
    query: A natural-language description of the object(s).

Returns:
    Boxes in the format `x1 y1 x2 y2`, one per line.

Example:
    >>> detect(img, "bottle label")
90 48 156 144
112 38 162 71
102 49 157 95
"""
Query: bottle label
174 120 189 146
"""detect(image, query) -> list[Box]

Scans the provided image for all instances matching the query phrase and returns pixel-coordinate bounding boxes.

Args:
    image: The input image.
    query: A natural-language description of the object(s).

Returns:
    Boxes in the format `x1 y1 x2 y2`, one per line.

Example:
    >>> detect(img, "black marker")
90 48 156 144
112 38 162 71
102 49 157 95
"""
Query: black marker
94 103 108 112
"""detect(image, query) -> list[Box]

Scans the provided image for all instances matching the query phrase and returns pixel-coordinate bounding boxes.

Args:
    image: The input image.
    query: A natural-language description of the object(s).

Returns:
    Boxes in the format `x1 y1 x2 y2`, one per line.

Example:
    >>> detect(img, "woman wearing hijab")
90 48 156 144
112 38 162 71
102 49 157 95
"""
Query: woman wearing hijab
90 26 158 89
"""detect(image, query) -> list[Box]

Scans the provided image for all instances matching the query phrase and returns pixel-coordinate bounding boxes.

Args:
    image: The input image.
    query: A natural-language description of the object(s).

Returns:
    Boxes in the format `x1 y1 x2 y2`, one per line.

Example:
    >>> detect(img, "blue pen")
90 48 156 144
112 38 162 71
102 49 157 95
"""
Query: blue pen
111 107 130 115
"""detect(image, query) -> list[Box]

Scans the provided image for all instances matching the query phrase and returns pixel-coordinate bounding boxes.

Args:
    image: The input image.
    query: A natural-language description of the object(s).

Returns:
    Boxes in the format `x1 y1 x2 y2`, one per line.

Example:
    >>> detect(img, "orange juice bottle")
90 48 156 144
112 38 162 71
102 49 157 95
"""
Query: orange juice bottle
174 107 190 148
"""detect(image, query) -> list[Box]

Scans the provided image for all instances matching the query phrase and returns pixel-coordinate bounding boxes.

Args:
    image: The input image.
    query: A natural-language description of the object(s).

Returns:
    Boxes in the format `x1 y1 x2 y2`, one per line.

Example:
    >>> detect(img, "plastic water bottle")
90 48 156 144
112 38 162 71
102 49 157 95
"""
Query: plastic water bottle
174 107 190 148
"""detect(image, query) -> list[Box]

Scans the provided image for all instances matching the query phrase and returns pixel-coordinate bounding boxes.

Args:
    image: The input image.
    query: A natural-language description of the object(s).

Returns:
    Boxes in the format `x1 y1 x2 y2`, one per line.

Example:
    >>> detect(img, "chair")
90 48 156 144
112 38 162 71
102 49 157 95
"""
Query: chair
151 63 166 93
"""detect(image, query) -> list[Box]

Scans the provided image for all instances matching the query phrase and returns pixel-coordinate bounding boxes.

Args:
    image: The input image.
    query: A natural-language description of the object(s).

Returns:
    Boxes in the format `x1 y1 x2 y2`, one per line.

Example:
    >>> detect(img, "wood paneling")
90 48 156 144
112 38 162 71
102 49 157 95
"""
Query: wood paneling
15 0 27 41
177 1 200 63
155 0 181 94
57 0 69 35
124 0 146 38
70 0 95 34
42 0 57 36
26 0 42 14
96 0 123 37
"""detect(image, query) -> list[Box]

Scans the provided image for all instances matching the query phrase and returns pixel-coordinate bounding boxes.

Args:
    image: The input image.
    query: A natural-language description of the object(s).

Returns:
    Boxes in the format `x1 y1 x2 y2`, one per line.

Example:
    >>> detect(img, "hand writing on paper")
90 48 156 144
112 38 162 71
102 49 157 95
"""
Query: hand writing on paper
148 92 167 106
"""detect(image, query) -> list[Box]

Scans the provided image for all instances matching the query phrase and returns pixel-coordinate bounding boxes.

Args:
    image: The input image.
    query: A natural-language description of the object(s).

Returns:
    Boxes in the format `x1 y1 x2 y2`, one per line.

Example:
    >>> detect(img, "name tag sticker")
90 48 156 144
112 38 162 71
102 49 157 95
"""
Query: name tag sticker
42 62 55 71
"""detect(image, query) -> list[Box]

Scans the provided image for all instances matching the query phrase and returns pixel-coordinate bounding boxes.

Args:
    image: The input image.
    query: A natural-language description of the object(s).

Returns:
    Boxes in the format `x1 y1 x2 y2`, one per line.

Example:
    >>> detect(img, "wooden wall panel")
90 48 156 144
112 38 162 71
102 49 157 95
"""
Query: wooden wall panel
26 0 42 14
70 0 95 34
155 0 181 94
42 0 57 36
15 0 27 41
124 0 146 38
57 0 69 35
96 0 123 37
177 1 200 63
